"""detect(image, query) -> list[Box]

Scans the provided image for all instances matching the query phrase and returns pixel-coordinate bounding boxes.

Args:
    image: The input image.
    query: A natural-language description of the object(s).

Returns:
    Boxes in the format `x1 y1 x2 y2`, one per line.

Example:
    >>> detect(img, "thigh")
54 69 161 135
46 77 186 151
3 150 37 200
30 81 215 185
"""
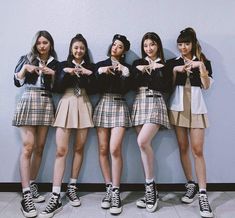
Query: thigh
110 127 126 149
35 126 49 147
97 127 110 149
19 126 36 146
56 127 72 149
138 123 160 144
74 128 89 147
174 126 189 146
190 128 204 149
135 125 143 135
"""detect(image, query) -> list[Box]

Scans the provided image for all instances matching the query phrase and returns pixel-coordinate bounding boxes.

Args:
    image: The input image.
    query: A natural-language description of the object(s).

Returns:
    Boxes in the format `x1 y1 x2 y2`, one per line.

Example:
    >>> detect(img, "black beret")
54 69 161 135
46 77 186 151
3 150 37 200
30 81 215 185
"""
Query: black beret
112 34 130 51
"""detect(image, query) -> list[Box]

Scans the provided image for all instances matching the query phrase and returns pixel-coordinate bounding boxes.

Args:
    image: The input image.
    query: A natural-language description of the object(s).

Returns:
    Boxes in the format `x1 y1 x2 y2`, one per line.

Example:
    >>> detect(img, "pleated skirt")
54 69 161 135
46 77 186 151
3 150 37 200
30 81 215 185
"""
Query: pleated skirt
93 93 132 128
53 88 94 129
131 87 170 129
12 87 55 126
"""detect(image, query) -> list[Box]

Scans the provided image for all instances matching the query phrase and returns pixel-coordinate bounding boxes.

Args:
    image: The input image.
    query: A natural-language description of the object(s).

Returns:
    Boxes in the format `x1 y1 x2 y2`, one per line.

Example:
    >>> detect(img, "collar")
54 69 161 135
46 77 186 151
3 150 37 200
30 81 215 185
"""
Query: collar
72 59 85 66
175 55 197 61
37 56 54 65
145 56 161 64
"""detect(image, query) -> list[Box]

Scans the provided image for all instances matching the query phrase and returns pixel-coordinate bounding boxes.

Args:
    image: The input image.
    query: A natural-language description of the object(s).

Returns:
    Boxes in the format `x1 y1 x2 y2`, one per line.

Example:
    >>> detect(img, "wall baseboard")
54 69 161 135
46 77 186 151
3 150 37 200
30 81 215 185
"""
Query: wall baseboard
1 183 235 192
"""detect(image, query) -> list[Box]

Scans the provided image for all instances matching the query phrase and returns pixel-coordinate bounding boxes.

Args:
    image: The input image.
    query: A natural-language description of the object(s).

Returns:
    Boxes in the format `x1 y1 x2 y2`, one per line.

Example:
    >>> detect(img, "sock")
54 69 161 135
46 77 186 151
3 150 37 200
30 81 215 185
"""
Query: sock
29 180 35 185
22 187 30 193
199 188 206 193
69 178 77 185
112 186 119 190
52 186 61 194
146 178 154 184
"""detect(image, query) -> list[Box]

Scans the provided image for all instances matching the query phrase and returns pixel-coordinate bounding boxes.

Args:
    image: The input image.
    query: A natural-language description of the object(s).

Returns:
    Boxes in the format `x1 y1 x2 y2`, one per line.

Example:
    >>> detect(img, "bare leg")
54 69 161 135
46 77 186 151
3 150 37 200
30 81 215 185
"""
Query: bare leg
30 126 49 180
137 123 160 180
70 128 88 179
97 128 111 184
175 126 193 181
109 127 126 187
53 127 71 186
190 128 207 189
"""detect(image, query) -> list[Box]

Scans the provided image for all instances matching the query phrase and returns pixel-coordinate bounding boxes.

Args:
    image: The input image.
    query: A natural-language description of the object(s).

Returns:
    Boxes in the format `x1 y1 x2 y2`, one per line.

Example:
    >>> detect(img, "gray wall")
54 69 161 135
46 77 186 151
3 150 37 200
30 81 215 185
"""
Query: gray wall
0 0 234 183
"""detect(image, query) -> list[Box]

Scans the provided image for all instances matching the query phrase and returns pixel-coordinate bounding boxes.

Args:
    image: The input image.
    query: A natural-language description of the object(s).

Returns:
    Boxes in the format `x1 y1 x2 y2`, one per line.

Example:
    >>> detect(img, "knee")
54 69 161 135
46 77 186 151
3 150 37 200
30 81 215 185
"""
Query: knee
99 144 109 157
110 146 121 158
56 147 68 158
74 144 84 155
22 144 34 159
33 144 45 157
178 142 189 155
137 137 148 151
192 146 203 158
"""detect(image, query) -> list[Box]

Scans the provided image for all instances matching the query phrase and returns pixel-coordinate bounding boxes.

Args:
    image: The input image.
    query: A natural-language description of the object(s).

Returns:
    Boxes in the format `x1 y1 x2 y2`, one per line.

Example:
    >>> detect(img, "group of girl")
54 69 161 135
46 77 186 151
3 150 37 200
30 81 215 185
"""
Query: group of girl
13 28 213 218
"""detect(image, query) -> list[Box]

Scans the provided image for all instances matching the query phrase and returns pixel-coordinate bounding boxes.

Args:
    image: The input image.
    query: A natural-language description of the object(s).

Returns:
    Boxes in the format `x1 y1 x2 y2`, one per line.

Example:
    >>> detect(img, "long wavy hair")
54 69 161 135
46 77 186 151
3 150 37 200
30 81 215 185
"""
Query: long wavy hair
27 30 57 64
67 34 91 64
141 32 165 64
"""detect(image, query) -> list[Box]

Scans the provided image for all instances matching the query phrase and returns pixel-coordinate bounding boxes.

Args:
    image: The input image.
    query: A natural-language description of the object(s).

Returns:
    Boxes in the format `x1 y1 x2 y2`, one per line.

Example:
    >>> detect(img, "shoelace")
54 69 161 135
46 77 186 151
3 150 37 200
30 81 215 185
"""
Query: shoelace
45 194 58 212
103 186 112 201
145 184 155 204
199 194 210 211
185 184 196 197
23 192 35 211
67 186 78 200
111 190 120 207
30 184 39 197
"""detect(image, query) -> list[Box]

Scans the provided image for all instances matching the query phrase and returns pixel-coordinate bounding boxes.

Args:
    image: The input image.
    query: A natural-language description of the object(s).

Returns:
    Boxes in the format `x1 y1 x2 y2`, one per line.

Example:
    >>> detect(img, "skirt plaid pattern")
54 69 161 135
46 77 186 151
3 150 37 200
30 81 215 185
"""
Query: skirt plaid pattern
131 87 170 129
93 93 132 128
53 88 94 129
12 87 55 126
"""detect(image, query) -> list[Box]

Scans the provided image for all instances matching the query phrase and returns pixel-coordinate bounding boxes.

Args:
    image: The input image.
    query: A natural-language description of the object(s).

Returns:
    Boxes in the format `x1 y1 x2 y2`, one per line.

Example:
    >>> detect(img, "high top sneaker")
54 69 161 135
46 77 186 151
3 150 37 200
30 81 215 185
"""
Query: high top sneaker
199 191 213 218
21 190 37 217
30 182 45 203
136 196 146 208
181 181 197 203
110 188 122 215
145 181 159 212
66 183 81 207
39 192 62 218
101 184 112 209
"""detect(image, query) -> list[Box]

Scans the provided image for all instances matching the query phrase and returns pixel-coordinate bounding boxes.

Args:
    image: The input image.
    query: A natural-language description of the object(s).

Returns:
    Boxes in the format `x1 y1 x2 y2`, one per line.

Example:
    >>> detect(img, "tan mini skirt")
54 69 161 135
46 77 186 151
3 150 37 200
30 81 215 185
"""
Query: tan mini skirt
53 88 94 129
169 79 209 128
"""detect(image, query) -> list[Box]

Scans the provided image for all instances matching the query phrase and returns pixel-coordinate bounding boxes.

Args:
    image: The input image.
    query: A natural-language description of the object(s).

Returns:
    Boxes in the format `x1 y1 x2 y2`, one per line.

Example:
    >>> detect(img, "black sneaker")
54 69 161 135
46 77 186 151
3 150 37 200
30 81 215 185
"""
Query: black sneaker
136 196 146 208
199 191 213 218
30 183 45 203
145 181 159 212
181 181 197 204
66 183 81 207
21 190 37 217
101 184 112 209
110 188 122 215
39 192 62 218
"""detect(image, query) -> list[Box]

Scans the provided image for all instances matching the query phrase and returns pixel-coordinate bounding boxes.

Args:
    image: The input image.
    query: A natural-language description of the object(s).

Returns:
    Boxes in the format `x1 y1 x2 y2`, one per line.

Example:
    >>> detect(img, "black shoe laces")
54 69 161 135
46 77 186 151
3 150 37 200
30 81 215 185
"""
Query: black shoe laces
23 192 35 211
45 194 59 213
30 183 39 198
67 185 78 201
111 189 120 207
199 194 211 212
185 183 196 198
103 185 112 201
145 183 155 204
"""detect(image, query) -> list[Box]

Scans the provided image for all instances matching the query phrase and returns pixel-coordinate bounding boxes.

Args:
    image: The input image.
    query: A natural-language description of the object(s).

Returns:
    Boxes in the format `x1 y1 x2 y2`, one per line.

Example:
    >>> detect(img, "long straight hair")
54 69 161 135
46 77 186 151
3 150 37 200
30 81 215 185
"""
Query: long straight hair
141 32 165 64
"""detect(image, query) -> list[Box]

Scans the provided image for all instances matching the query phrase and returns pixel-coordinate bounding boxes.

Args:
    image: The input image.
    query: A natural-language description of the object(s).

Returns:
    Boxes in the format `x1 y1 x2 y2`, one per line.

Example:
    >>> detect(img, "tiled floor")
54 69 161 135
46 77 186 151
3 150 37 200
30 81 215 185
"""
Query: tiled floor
0 191 234 218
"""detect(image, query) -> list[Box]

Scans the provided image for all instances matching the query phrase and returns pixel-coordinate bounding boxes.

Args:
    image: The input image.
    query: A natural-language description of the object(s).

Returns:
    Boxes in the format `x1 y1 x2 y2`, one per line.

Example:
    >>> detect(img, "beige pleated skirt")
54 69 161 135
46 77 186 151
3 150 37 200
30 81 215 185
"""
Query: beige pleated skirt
53 88 94 129
169 78 209 128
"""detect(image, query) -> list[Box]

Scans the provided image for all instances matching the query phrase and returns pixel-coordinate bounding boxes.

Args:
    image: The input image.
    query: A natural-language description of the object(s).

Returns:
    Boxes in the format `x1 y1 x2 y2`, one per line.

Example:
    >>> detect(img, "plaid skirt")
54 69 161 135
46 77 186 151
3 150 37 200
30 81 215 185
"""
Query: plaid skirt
131 87 170 129
93 93 132 128
53 88 94 129
12 87 55 126
169 78 209 128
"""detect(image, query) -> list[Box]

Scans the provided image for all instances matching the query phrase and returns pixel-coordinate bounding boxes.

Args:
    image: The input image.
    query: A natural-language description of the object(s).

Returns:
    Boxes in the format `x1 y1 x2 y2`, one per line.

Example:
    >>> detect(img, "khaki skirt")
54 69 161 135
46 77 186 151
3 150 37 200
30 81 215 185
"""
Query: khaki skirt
12 87 55 126
131 87 170 129
53 88 94 129
169 78 209 128
93 93 132 128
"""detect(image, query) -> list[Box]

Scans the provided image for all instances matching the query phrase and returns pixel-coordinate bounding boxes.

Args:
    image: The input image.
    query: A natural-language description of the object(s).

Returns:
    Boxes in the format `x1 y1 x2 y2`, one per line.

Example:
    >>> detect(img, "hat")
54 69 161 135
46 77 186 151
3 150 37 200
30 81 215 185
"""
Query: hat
112 34 130 51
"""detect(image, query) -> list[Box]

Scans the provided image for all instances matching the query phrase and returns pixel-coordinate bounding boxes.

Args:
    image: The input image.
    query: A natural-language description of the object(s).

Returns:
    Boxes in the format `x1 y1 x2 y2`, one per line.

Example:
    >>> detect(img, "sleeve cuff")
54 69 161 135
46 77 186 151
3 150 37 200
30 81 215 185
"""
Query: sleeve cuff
15 73 25 85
